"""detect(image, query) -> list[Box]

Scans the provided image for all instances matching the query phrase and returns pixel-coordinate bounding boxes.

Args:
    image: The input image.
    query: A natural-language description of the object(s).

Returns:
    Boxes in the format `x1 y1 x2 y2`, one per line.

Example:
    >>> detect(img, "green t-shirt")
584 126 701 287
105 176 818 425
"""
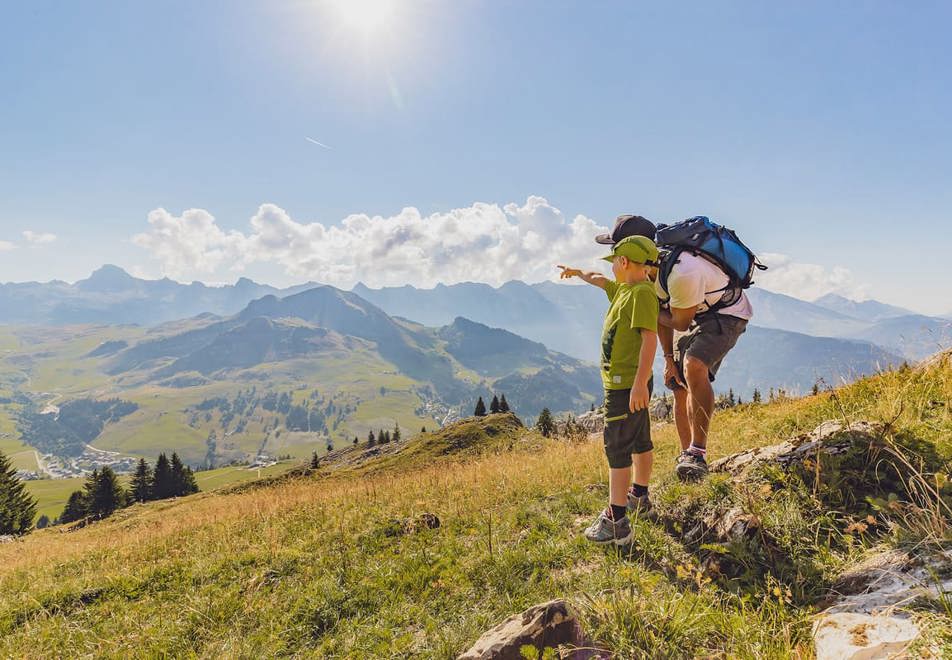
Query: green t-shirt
600 280 659 390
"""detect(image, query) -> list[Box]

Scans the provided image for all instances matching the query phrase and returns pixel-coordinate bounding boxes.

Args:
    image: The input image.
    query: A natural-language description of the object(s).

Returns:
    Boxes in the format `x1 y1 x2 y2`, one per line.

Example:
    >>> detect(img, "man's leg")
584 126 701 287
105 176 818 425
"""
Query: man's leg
683 355 715 449
672 387 691 451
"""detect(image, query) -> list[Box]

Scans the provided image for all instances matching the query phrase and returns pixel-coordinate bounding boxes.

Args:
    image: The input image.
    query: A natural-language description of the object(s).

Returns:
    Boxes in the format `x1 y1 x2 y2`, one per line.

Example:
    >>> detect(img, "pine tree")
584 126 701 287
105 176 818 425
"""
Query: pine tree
421 425 427 433
769 387 775 402
310 451 320 469
499 394 510 413
380 430 391 444
130 458 152 503
811 381 820 396
590 403 595 412
392 422 401 443
367 430 376 447
536 408 555 438
0 450 37 535
36 514 50 529
86 467 124 519
326 439 334 452
752 388 762 404
60 490 88 524
152 453 174 500
490 395 500 414
474 397 487 417
182 466 199 495
728 388 736 406
353 436 359 445
170 453 191 497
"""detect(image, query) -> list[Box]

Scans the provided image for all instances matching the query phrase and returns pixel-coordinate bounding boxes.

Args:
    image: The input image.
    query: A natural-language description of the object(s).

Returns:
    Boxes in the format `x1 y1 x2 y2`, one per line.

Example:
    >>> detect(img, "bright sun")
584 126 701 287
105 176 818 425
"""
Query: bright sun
326 0 397 36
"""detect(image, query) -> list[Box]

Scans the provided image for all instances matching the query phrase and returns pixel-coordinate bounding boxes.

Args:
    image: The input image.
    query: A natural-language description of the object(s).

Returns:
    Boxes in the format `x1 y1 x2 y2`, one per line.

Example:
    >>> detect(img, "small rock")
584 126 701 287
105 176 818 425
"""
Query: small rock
813 612 919 660
458 599 600 660
406 512 440 533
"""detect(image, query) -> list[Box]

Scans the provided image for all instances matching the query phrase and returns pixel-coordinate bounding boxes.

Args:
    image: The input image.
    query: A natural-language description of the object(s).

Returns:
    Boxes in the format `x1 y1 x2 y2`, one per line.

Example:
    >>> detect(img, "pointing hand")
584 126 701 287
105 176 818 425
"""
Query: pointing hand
557 265 582 280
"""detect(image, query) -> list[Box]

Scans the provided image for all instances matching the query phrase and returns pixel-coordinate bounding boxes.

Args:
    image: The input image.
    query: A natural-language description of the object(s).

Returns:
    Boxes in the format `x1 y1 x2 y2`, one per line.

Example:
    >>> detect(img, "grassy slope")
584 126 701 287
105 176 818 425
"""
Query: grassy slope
0 327 440 466
1 357 949 657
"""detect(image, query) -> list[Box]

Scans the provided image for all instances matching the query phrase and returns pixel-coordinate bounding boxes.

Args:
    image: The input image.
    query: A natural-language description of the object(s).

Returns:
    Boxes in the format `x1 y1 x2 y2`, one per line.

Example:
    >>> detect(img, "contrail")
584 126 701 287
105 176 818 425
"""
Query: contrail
305 136 333 150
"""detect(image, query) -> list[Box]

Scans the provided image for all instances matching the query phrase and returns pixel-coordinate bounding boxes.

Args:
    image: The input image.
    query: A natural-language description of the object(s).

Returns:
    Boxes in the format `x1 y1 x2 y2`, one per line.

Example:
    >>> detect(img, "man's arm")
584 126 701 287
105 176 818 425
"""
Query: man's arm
630 329 657 411
657 322 685 389
658 305 698 332
557 265 610 290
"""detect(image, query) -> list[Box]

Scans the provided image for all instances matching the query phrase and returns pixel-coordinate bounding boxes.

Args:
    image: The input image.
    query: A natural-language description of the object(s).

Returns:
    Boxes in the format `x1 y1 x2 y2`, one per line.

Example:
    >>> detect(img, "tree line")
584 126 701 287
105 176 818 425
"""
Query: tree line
473 394 510 417
58 453 199 525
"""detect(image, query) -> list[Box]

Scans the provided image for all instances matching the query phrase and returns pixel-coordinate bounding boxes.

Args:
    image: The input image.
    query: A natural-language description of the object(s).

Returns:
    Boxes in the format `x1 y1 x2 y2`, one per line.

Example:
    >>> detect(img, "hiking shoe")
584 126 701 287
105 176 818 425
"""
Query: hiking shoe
626 490 654 519
676 451 708 481
583 510 633 546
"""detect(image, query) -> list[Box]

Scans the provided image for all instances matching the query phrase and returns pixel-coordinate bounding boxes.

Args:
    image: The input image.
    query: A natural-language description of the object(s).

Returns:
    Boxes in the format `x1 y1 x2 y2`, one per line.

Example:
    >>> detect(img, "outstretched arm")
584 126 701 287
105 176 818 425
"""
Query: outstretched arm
557 265 610 290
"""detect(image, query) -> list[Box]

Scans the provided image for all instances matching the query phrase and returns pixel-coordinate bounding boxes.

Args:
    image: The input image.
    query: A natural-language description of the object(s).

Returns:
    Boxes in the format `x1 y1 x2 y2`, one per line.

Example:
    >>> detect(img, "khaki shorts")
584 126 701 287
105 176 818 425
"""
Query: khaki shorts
669 314 747 389
603 383 653 468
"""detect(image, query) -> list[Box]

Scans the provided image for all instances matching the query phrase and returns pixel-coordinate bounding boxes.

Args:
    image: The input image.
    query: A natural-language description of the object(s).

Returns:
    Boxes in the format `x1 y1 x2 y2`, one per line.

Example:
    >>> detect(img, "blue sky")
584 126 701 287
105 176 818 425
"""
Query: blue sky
1 1 950 313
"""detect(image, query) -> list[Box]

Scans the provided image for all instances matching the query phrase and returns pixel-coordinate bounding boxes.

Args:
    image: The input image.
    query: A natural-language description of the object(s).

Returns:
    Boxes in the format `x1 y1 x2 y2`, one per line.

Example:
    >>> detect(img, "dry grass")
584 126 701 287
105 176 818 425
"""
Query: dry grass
0 354 948 657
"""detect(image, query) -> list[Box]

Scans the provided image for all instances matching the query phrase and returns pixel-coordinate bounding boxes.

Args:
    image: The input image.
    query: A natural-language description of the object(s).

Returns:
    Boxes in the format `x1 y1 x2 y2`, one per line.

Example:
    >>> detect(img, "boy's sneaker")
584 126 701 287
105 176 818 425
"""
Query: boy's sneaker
626 490 654 519
583 510 633 546
676 450 708 481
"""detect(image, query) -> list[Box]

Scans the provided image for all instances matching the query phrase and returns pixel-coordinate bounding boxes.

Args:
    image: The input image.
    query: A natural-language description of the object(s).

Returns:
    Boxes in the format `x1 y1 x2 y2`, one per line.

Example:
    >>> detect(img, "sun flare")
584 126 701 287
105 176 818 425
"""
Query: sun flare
325 0 397 36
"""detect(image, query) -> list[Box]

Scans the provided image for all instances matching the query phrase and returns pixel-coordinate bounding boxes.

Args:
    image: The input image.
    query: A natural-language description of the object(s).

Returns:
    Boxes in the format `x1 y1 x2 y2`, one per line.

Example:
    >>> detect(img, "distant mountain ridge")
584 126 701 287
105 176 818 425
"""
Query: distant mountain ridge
812 293 914 322
1 266 947 396
0 265 319 325
104 285 601 415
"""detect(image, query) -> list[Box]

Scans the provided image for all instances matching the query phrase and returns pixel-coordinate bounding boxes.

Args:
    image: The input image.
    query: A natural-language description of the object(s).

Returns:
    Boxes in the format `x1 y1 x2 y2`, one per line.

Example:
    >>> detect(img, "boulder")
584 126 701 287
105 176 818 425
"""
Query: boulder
458 599 600 660
574 410 604 434
709 420 883 478
813 612 919 660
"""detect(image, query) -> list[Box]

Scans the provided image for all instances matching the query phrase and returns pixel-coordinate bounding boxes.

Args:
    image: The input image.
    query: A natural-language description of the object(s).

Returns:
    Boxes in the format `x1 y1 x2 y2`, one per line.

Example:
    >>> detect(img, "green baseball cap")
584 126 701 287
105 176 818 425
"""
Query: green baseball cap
600 235 659 265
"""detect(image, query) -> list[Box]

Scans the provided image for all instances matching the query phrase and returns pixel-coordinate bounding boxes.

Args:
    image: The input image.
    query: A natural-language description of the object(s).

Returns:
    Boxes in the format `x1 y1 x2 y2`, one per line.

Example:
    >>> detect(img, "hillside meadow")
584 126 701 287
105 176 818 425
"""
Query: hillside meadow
1 355 949 657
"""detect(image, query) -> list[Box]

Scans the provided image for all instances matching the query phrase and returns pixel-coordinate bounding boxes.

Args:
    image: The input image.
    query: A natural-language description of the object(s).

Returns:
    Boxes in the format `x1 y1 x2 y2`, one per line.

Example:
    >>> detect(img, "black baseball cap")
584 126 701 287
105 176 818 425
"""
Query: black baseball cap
595 214 657 245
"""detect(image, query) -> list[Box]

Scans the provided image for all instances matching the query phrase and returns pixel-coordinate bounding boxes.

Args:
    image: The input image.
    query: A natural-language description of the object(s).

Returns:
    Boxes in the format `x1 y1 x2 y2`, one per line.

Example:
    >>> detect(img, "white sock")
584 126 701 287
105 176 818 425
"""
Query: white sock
688 444 706 457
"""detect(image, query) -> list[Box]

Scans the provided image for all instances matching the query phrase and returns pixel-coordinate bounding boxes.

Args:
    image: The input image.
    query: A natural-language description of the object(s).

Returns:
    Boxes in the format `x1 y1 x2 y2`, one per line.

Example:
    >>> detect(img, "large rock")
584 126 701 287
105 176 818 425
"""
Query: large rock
709 420 883 478
813 612 919 660
458 599 598 660
574 410 604 434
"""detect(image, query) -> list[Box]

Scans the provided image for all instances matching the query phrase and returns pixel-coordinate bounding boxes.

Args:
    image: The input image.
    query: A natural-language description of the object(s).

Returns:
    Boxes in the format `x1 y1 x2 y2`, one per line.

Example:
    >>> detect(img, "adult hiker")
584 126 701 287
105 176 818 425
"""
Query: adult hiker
595 214 760 482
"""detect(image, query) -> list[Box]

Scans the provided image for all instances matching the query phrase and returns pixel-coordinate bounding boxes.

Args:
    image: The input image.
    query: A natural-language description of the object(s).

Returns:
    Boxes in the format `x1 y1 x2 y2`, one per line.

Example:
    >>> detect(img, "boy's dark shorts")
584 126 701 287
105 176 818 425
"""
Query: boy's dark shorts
603 380 653 469
669 315 747 389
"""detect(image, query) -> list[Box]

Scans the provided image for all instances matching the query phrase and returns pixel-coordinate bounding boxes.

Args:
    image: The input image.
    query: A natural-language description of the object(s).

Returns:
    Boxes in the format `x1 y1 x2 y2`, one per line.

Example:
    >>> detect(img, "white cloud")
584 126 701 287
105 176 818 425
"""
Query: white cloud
132 197 611 288
131 208 249 277
755 252 869 301
22 230 57 245
0 241 15 252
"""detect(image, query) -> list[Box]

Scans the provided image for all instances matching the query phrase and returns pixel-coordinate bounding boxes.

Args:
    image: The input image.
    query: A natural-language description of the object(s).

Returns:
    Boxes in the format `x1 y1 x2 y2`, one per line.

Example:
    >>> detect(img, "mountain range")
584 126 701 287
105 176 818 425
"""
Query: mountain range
1 266 948 400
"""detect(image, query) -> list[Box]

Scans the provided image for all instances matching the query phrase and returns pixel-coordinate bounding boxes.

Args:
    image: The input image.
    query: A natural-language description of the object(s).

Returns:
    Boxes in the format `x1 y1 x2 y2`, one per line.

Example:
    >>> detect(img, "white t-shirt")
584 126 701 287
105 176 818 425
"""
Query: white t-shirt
655 252 753 320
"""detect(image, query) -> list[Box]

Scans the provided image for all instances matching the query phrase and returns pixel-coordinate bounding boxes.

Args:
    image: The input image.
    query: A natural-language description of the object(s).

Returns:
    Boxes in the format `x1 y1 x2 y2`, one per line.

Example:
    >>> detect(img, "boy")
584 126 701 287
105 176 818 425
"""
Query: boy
558 235 660 545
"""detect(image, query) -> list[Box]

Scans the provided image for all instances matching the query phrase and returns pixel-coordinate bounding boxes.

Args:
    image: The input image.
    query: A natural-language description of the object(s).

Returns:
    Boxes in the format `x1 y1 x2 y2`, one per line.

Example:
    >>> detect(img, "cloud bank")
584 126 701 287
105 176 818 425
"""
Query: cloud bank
131 198 869 301
0 241 15 252
755 252 869 301
132 197 609 288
